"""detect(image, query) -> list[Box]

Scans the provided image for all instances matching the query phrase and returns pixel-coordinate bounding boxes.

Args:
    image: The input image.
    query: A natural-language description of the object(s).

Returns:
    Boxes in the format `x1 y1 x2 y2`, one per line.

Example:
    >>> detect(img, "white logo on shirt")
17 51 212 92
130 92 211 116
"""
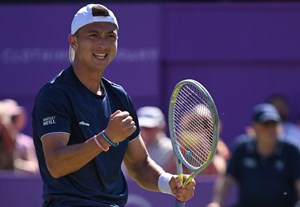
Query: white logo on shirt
243 157 257 169
43 116 56 126
274 160 285 171
79 121 90 126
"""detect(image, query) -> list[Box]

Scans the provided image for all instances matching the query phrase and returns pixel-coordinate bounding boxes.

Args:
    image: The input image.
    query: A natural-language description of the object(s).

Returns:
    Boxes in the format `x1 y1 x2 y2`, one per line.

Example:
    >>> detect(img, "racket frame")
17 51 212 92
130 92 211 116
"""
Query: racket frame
168 79 219 185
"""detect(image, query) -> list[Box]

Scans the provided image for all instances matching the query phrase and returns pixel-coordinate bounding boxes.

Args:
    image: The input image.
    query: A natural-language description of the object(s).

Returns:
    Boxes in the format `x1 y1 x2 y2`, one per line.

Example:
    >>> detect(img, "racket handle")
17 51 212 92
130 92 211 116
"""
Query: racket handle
183 172 196 186
175 161 185 206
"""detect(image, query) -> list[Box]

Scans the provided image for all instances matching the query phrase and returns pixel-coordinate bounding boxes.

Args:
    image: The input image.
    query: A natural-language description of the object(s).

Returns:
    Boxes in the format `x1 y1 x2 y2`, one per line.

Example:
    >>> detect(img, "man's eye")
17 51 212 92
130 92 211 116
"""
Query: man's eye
108 34 117 39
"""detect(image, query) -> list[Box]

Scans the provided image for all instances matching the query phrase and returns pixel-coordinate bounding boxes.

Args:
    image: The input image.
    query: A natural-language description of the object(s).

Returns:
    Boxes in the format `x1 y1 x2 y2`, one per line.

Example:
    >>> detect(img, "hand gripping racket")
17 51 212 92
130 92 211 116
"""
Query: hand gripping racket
168 79 219 207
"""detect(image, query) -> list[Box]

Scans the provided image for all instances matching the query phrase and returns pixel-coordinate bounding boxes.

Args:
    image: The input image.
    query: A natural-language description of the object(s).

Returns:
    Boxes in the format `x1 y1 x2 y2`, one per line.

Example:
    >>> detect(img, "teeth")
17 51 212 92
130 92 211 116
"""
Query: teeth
95 53 106 58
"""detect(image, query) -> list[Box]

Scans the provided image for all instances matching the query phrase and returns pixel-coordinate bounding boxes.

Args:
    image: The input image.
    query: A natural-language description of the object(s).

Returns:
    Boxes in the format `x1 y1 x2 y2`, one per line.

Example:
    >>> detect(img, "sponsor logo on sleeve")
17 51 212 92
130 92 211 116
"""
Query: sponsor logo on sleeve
79 121 90 126
43 116 56 126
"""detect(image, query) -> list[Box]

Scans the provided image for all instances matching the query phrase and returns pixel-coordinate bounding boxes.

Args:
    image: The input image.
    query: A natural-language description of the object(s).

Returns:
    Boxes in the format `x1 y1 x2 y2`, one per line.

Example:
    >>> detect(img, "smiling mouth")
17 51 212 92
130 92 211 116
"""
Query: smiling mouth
94 53 107 59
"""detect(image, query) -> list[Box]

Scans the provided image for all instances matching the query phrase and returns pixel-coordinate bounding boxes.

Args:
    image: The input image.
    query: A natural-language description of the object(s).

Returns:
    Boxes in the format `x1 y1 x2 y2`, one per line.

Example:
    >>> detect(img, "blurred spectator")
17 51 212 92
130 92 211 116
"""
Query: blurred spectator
180 104 230 176
213 120 231 174
0 99 38 174
194 123 230 176
207 103 300 207
268 93 300 150
0 112 14 170
137 106 176 173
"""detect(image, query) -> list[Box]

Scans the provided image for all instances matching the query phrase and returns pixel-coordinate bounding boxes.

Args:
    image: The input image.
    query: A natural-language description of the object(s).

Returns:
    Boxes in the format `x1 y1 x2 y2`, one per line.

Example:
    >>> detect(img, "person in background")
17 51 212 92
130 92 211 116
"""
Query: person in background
196 121 230 176
0 108 14 170
206 103 300 207
0 99 38 174
267 93 300 150
32 4 195 207
180 104 230 176
212 120 230 175
137 106 176 173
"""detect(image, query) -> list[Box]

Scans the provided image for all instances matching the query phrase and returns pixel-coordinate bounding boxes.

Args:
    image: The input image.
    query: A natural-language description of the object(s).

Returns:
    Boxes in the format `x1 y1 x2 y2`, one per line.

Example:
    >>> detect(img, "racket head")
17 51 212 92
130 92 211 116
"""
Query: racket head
168 79 219 173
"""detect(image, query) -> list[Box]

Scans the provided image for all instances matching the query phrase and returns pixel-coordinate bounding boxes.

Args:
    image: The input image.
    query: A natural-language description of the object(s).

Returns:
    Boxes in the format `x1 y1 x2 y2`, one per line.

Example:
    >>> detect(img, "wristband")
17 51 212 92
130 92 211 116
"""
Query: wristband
93 135 109 152
100 131 119 147
158 173 173 195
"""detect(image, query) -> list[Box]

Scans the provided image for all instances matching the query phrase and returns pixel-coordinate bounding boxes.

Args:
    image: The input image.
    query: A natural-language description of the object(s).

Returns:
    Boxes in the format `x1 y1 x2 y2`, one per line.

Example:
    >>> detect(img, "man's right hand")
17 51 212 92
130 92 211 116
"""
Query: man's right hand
104 110 136 143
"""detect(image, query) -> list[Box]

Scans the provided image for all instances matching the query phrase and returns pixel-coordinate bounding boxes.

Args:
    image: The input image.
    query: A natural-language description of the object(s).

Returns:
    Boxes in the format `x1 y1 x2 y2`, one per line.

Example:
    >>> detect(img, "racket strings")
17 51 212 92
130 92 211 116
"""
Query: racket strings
173 84 215 169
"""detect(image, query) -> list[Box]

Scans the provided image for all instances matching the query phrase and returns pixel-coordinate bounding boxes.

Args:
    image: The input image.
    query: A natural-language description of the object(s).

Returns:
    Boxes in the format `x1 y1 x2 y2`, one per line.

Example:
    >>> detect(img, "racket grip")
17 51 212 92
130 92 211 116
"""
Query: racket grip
176 174 186 206
178 174 184 185
183 175 194 186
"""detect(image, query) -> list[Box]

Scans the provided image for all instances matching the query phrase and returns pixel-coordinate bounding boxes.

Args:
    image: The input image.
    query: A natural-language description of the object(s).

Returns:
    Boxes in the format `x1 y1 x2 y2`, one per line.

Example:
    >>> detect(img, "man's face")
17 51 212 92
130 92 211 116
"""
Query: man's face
253 121 280 142
140 126 161 146
71 22 118 71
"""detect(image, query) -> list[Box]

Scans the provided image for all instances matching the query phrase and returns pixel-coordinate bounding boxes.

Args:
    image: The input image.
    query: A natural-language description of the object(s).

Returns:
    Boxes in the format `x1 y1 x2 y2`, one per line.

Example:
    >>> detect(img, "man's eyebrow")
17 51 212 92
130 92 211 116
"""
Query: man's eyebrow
87 29 98 33
87 29 116 34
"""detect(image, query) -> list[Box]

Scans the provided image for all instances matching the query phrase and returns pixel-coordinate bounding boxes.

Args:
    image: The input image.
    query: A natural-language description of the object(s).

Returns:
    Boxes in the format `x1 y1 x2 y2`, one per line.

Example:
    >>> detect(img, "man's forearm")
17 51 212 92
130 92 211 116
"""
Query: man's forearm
129 157 165 192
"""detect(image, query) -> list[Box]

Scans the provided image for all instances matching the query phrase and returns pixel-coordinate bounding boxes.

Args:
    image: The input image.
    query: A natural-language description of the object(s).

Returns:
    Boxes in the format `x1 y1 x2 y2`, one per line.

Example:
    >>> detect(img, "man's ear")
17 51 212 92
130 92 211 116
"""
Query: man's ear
68 34 77 50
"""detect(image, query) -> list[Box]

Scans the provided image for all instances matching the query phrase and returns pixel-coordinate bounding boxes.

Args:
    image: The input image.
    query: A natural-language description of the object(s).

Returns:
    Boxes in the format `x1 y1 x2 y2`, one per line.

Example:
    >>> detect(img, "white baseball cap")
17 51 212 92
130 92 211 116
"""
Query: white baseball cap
137 106 166 128
0 99 24 124
69 4 119 62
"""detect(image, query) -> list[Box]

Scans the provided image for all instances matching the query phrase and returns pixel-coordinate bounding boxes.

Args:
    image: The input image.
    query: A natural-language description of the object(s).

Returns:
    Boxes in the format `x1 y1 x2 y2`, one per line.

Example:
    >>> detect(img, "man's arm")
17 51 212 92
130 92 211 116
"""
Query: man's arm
41 110 136 178
41 132 105 178
123 134 164 191
123 134 195 202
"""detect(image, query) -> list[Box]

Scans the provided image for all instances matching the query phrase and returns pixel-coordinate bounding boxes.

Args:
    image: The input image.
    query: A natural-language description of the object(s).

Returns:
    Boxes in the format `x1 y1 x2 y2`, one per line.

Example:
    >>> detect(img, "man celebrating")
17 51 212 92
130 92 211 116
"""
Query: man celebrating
32 4 195 207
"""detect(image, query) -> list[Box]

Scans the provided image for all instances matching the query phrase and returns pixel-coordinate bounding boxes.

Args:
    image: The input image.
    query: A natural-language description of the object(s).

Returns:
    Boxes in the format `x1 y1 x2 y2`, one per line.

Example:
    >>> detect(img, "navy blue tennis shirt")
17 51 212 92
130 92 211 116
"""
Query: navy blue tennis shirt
32 66 140 207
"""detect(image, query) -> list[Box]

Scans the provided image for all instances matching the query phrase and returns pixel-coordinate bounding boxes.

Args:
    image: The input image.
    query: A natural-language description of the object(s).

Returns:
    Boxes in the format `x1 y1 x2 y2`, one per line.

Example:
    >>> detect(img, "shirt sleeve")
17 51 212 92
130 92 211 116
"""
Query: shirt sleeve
125 94 140 141
33 85 71 139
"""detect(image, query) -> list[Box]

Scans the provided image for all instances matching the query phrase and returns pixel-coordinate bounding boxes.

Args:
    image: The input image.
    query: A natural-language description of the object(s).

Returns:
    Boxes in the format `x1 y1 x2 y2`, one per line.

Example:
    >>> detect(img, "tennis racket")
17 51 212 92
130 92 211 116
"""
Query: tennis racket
168 79 219 207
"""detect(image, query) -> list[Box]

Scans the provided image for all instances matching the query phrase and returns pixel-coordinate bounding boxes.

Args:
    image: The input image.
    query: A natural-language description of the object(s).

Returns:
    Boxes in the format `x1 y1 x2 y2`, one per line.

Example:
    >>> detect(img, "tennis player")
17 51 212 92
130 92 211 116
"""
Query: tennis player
32 4 195 207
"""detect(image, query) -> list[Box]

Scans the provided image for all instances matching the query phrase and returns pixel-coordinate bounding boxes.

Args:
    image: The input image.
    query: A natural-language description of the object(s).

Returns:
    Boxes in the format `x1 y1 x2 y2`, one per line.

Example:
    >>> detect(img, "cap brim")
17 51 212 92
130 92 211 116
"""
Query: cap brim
256 113 281 123
139 117 160 128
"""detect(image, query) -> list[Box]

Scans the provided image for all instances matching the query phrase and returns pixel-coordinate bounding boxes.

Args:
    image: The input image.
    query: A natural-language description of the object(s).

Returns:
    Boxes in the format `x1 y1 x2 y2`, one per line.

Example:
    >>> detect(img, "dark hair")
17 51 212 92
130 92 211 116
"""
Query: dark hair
92 5 110 17
75 5 110 37
267 93 289 121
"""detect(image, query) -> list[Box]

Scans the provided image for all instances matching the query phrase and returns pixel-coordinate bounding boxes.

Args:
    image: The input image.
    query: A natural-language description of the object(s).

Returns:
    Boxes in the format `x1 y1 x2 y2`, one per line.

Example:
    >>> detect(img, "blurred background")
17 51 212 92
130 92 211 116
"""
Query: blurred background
0 0 299 206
